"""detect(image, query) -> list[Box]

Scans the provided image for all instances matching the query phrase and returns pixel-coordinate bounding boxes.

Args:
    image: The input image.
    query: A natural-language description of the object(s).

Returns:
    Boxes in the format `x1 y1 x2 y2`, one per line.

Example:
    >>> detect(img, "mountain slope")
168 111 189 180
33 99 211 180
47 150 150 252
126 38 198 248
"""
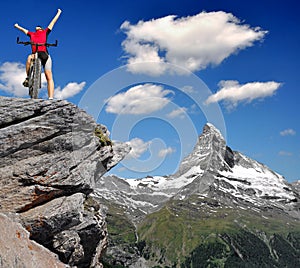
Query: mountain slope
96 123 299 220
137 194 300 267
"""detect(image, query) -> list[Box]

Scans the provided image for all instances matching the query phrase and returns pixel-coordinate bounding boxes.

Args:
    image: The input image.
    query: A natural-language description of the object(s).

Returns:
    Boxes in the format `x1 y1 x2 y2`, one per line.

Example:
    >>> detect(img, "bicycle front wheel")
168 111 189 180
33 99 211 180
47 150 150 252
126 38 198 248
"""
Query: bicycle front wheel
30 58 42 99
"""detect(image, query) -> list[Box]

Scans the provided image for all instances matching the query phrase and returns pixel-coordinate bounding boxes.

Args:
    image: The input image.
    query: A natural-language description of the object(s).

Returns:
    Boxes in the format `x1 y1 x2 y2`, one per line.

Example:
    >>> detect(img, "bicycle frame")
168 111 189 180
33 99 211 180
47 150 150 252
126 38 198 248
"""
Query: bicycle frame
17 37 58 99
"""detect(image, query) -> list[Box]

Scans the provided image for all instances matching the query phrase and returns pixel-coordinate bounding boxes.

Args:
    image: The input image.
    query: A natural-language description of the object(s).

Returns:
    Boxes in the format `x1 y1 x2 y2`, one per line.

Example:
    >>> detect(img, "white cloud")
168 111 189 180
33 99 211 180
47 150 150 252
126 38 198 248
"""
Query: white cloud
278 151 293 156
167 107 187 119
117 166 127 172
0 62 30 97
181 85 196 94
0 61 85 99
105 83 173 114
158 147 176 158
280 129 296 136
205 80 282 109
121 11 267 75
125 138 151 159
54 82 86 99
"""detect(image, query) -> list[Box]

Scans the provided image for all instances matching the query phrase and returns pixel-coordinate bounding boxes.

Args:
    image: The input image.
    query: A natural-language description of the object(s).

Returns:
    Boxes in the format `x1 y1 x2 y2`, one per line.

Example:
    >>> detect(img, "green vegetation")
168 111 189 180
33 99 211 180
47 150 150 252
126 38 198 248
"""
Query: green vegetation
136 195 300 267
102 262 124 268
106 209 136 246
100 198 136 246
98 197 137 267
100 194 300 267
95 126 112 146
84 196 101 214
269 234 300 267
181 238 229 268
287 232 300 250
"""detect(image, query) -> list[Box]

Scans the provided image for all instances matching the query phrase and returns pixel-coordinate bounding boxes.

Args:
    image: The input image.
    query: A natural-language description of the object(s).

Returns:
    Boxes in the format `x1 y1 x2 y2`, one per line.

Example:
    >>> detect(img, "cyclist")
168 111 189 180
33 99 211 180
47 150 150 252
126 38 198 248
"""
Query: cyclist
14 9 62 99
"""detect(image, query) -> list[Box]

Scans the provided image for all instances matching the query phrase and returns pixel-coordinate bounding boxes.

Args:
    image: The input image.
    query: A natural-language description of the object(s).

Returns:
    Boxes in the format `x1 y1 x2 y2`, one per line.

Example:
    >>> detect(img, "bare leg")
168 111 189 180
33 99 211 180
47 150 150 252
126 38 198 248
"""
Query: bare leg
44 70 54 99
26 54 34 76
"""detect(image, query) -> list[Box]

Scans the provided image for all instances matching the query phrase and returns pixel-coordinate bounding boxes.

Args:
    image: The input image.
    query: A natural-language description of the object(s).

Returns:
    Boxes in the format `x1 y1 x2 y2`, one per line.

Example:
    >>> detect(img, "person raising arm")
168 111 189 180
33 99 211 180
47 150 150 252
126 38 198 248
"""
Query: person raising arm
48 8 62 30
14 9 62 99
14 24 28 35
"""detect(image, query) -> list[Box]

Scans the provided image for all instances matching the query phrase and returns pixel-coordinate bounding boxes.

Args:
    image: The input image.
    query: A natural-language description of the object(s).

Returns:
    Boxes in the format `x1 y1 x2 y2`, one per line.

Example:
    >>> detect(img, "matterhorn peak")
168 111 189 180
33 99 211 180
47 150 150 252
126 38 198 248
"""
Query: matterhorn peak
175 122 232 177
202 122 224 139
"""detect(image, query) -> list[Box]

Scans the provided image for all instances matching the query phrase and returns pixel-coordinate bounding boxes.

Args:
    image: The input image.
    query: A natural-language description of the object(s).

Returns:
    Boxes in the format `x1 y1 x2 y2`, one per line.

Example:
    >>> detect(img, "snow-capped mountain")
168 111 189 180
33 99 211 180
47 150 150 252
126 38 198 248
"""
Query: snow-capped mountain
94 123 300 222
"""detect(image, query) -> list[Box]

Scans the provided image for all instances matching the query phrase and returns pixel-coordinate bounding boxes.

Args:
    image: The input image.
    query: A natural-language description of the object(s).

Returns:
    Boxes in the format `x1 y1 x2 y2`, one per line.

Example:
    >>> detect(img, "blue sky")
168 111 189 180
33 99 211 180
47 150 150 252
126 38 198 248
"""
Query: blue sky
0 0 299 182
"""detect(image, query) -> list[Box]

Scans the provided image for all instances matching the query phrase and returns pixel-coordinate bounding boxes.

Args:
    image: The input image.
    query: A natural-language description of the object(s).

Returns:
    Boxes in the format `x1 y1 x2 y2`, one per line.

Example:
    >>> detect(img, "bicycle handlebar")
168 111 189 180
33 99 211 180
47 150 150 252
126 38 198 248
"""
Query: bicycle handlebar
16 37 58 47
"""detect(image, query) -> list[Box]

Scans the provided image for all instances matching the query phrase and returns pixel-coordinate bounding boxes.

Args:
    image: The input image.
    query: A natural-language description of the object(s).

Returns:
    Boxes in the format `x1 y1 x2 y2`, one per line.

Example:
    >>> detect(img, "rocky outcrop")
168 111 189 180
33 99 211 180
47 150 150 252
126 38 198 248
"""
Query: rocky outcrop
0 213 67 268
0 96 130 267
175 123 232 177
292 180 300 194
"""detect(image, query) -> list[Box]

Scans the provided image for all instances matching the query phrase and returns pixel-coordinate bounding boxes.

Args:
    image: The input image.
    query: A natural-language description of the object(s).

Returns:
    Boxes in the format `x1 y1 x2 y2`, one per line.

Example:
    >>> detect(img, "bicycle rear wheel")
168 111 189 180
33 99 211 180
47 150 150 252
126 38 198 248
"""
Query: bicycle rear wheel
28 65 34 98
29 58 42 99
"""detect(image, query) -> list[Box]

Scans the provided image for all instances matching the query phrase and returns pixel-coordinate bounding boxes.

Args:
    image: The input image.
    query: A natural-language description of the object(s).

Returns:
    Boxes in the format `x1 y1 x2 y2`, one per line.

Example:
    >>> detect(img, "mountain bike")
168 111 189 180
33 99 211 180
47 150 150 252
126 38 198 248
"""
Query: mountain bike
17 37 58 99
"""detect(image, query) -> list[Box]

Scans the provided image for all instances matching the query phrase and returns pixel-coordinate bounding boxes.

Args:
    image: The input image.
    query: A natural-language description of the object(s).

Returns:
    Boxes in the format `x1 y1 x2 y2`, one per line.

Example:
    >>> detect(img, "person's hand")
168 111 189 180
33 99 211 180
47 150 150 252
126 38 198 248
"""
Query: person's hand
57 8 62 14
14 23 19 28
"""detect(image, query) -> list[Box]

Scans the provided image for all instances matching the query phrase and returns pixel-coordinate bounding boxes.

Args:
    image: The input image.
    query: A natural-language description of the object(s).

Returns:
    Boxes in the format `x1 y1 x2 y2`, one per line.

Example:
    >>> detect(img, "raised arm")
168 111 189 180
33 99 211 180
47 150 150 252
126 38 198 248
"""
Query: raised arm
14 23 29 35
48 9 62 31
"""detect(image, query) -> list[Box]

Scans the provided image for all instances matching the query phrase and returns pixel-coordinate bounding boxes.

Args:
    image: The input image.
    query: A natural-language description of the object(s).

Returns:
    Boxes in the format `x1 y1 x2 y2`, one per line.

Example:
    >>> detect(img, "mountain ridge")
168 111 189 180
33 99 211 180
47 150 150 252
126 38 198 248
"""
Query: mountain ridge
95 123 299 221
95 123 300 267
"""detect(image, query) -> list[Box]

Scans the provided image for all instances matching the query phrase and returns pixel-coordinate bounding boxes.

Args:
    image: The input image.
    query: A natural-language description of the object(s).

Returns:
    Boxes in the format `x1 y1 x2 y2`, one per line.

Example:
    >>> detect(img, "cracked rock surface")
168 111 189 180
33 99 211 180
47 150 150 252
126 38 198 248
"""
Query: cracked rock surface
0 97 130 267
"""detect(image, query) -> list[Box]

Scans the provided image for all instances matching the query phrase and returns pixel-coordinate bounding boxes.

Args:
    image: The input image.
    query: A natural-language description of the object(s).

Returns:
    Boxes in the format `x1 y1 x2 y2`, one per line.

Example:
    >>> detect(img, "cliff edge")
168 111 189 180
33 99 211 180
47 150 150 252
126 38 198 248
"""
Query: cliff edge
0 96 130 267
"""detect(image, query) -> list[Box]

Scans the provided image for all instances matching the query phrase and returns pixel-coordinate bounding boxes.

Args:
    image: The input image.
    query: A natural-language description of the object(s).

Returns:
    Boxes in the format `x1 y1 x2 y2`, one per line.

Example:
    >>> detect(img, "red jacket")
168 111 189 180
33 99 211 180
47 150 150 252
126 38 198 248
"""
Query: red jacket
27 28 51 53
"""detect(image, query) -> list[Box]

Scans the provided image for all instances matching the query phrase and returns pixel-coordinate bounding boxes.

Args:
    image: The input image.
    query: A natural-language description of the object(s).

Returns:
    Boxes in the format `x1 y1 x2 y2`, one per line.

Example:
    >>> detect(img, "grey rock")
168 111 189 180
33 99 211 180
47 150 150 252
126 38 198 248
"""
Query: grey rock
175 123 231 176
53 230 84 266
20 193 85 245
0 213 68 268
0 96 129 267
291 180 300 194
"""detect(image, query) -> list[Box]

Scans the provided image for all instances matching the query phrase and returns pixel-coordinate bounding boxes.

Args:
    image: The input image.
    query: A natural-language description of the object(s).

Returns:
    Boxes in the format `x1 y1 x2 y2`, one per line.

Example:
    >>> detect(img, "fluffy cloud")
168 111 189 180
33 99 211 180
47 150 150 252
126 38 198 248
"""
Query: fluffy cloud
167 107 187 119
205 80 281 109
158 147 176 158
0 61 85 99
280 129 296 136
278 151 293 156
125 138 151 159
181 86 196 94
105 83 173 114
0 62 35 97
54 82 86 99
121 11 267 75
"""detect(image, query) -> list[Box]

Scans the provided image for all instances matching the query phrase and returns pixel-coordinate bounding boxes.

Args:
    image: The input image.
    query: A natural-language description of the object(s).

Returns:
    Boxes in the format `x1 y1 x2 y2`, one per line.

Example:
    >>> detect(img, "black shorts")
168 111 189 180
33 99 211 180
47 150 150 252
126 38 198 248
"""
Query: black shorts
38 51 49 68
